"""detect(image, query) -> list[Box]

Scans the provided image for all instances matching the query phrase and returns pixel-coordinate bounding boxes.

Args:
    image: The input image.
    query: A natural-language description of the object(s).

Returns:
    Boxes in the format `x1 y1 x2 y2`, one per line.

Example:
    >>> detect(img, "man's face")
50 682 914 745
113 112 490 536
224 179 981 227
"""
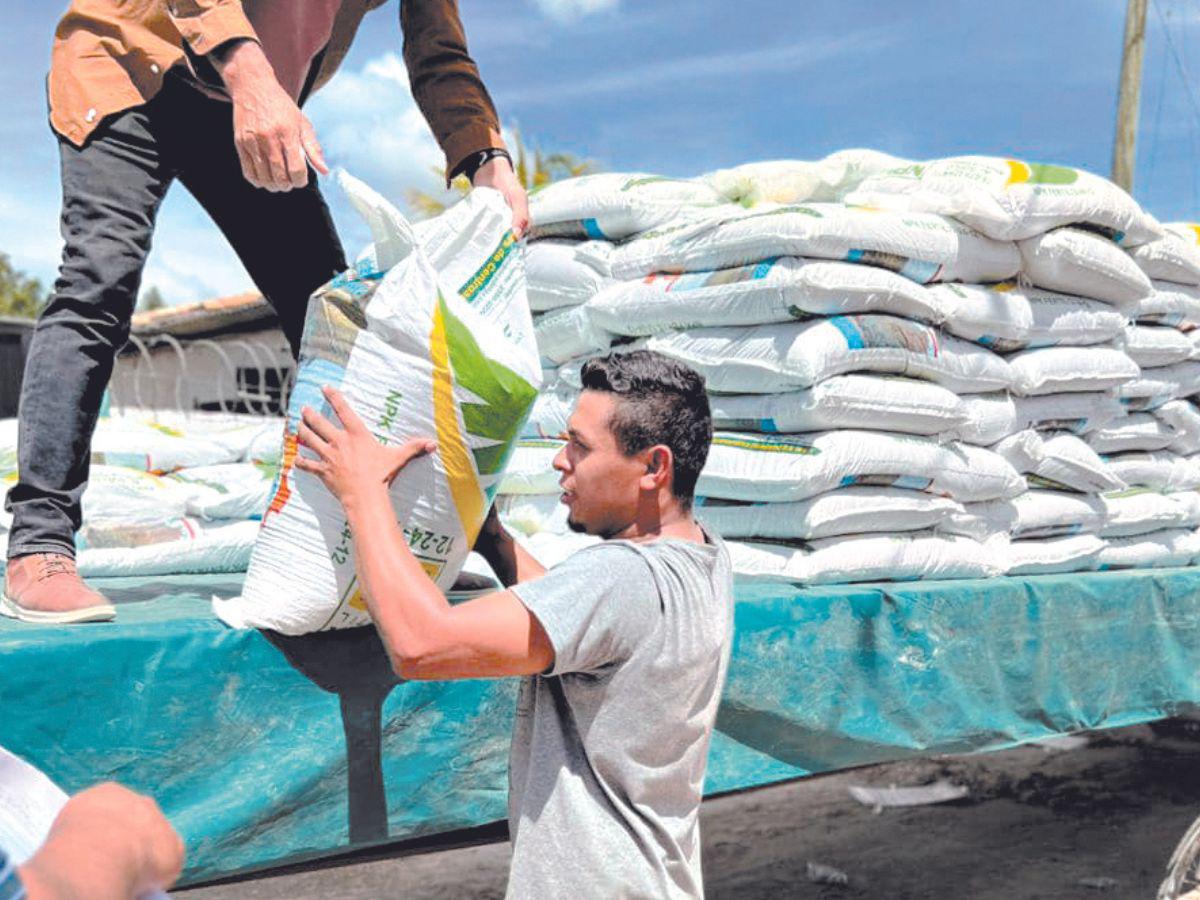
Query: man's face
554 391 648 539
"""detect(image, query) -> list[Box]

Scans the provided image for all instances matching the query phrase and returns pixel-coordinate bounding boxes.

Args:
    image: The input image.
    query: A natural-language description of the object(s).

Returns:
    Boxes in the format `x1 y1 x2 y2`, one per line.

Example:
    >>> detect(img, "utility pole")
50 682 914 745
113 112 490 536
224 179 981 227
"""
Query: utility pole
1113 0 1148 192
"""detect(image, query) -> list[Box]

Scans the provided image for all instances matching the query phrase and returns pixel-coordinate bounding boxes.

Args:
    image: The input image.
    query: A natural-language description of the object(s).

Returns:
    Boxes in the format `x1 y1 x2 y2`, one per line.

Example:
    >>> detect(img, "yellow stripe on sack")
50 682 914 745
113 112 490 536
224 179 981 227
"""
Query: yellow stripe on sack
430 295 485 546
1188 224 1200 246
347 558 442 613
1005 159 1031 187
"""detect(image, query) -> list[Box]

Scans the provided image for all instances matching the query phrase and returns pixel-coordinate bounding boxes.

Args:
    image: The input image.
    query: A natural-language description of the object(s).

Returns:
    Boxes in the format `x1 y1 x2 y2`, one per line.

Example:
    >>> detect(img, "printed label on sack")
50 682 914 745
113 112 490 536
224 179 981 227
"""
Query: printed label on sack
829 315 939 357
647 258 778 293
845 249 941 284
839 473 934 490
711 433 818 455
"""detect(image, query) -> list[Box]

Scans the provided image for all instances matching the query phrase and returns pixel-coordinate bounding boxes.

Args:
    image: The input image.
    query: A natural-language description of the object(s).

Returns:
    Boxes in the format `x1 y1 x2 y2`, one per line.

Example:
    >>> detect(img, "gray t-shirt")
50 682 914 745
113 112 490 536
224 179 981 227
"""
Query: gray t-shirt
507 525 733 899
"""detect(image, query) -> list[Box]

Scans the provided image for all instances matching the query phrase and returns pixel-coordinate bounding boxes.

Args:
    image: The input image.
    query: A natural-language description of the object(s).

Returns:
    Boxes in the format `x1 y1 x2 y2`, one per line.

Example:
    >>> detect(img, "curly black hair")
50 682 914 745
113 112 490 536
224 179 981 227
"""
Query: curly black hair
579 350 712 509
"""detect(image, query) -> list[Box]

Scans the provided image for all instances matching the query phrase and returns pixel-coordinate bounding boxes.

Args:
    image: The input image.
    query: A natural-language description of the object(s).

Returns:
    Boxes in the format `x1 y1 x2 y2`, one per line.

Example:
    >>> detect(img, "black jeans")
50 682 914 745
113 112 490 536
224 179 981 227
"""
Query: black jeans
5 73 347 560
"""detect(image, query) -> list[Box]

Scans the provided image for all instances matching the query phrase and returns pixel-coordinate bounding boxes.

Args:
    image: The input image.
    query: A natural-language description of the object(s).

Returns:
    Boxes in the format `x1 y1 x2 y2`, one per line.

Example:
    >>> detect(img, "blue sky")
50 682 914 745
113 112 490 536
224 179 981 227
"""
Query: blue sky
3 0 1200 305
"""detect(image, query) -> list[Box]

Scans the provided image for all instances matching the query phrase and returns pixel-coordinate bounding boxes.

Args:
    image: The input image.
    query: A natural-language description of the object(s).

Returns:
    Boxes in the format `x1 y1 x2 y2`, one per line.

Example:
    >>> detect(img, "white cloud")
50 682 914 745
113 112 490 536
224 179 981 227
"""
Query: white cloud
531 0 619 23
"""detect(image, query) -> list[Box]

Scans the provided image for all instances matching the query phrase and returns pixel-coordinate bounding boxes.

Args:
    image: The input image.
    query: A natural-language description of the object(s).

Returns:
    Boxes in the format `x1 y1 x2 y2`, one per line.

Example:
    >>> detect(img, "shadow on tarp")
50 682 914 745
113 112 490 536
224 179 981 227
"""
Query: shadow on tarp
263 627 399 844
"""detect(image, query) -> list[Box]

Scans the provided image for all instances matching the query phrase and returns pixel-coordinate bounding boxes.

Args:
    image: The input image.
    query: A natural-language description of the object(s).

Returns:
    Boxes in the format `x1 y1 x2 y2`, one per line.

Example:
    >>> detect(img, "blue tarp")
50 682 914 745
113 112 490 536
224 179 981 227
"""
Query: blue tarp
2 568 1199 884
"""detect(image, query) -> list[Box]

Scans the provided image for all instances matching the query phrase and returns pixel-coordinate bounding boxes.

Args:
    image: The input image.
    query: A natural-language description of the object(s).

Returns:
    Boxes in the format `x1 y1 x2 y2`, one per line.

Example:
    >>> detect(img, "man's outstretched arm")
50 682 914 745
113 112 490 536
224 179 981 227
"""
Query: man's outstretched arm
296 387 553 681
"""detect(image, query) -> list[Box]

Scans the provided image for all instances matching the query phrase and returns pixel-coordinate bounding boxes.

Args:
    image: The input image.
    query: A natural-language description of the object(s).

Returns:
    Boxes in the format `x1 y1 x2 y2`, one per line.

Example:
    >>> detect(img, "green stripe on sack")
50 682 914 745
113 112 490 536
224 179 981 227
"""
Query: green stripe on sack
711 434 819 455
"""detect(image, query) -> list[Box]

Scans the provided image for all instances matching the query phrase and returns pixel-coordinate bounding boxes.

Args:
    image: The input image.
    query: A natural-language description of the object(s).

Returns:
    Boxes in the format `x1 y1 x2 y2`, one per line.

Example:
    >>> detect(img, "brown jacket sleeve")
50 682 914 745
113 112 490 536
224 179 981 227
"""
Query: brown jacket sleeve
166 0 259 56
401 0 506 184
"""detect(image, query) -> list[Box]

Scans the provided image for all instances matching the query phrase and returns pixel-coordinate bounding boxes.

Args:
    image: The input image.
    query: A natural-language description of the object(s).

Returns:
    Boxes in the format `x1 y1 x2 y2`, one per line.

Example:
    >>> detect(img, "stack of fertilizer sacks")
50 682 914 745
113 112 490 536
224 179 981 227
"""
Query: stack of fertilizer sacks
500 152 1200 583
0 412 282 577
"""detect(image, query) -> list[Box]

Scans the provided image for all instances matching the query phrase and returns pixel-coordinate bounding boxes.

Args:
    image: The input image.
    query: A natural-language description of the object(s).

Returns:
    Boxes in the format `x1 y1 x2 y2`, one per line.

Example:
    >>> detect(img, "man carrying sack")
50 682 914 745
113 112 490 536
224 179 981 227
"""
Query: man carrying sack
3 0 528 624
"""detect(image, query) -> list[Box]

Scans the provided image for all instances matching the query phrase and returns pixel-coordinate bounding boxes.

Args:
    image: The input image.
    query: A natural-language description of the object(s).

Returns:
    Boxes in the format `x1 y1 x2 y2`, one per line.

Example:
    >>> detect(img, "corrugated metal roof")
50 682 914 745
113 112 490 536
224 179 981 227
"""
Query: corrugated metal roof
131 292 277 338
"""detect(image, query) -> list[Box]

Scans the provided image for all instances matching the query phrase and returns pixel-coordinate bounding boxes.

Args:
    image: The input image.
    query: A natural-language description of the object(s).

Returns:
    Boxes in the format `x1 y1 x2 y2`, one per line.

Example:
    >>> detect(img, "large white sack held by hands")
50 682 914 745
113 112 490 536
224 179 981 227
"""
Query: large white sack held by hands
846 156 1161 244
524 239 614 311
647 314 1012 394
1018 228 1152 305
587 258 946 336
1129 223 1200 286
216 174 541 634
708 374 968 436
528 172 729 241
604 202 1021 284
697 430 1023 503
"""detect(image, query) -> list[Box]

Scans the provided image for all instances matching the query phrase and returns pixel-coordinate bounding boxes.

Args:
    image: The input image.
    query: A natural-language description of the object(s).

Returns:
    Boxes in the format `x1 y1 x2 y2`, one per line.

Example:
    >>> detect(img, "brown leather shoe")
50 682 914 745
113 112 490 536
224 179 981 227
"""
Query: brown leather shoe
2 553 116 624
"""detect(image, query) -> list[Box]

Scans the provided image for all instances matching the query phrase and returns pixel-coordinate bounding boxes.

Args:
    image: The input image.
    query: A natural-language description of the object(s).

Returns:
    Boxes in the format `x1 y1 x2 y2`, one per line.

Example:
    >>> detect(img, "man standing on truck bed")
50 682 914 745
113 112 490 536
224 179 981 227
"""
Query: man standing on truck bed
3 0 528 624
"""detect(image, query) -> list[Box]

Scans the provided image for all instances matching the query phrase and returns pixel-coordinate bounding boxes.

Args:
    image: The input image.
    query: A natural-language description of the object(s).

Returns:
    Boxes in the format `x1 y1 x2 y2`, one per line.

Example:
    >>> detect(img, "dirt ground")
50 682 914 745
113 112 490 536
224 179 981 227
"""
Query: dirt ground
182 720 1200 899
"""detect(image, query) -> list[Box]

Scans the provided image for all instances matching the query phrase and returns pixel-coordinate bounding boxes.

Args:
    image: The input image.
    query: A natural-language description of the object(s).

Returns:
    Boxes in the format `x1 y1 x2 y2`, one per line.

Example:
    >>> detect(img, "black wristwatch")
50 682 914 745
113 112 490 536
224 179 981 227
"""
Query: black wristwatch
460 147 512 182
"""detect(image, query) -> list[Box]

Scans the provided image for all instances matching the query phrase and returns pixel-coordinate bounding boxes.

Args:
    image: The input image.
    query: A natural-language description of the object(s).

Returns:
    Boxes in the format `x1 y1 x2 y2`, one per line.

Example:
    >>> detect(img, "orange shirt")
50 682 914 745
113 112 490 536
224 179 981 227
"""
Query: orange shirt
49 0 505 178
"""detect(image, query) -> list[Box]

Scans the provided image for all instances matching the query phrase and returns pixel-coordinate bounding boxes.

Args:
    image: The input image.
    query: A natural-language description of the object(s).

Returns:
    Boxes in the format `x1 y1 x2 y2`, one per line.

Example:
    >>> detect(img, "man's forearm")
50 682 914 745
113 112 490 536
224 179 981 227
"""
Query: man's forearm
343 487 455 665
211 38 274 94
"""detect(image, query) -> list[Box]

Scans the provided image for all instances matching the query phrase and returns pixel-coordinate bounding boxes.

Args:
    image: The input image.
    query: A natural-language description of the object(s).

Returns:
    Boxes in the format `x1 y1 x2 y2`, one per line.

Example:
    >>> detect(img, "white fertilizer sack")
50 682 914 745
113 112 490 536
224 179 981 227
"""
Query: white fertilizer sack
521 382 577 440
604 202 1021 284
1002 489 1106 538
498 439 564 495
587 258 946 336
1006 345 1139 396
928 282 1033 351
1026 291 1129 347
1129 223 1200 286
695 487 965 541
525 239 614 311
1086 414 1178 453
952 392 1124 446
217 175 541 634
708 375 968 436
647 315 1012 394
1118 325 1193 369
77 519 257 578
1116 361 1200 409
1100 488 1193 537
803 533 1002 584
1098 528 1200 569
534 305 615 364
528 173 728 241
1003 534 1106 575
696 430 1023 504
1134 281 1200 327
1103 451 1200 492
846 156 1160 244
1018 228 1152 306
992 430 1125 494
1156 400 1200 455
168 462 278 521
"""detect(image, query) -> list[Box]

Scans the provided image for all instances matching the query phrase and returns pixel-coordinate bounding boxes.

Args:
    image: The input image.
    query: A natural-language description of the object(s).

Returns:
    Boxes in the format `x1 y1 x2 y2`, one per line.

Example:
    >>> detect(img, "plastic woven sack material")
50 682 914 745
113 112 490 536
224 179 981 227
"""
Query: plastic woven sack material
528 172 729 241
586 258 947 337
696 430 1024 504
646 315 1012 395
77 518 258 578
520 382 577 440
1007 345 1139 396
928 282 1033 351
1156 400 1200 455
990 430 1126 494
845 156 1161 245
1116 360 1200 408
730 532 1002 585
1103 450 1200 492
1135 281 1200 328
216 175 541 635
708 374 968 436
88 417 244 473
956 392 1126 446
701 159 841 207
997 489 1107 538
495 492 569 537
819 148 916 199
167 462 278 521
1086 413 1178 454
603 202 1021 284
1129 223 1200 286
524 239 614 311
1097 528 1200 569
1025 290 1129 347
534 304 615 364
1003 533 1106 575
497 439 563 495
1018 228 1153 306
695 487 965 541
1118 324 1194 369
1100 488 1193 537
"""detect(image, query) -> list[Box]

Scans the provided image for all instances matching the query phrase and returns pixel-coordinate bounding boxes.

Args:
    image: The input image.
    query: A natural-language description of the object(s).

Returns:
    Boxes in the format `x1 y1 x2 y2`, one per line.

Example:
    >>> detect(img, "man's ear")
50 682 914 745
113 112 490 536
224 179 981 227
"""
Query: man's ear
641 446 673 490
